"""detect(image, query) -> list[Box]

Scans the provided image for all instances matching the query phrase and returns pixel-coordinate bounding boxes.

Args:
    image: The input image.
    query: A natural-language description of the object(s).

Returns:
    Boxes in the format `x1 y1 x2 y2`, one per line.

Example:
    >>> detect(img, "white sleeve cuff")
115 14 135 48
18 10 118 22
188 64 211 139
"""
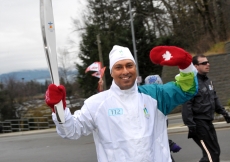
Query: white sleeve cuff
52 107 71 123
179 63 197 74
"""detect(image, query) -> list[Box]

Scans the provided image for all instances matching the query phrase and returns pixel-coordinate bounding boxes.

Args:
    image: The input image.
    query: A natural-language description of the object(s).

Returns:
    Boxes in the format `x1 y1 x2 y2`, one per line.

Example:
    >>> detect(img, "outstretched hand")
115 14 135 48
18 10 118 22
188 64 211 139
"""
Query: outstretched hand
149 46 192 69
188 126 197 139
223 113 230 123
171 143 181 153
45 84 66 112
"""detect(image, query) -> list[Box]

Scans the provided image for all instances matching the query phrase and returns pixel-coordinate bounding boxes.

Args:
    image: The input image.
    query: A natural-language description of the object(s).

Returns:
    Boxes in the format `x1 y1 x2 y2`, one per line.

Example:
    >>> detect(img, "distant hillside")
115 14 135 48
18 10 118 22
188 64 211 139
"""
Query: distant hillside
0 69 78 84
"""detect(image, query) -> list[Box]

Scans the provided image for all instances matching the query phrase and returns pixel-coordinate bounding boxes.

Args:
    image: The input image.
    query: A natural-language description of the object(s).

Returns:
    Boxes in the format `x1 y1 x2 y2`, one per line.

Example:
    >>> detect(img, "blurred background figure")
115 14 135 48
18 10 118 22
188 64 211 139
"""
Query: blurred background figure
145 74 181 162
144 75 163 85
97 78 104 92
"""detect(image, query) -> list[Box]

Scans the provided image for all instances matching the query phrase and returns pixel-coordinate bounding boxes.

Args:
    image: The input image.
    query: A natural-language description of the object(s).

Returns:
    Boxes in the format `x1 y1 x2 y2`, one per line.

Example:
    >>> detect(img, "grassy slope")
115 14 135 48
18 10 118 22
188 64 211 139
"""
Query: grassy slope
204 41 227 56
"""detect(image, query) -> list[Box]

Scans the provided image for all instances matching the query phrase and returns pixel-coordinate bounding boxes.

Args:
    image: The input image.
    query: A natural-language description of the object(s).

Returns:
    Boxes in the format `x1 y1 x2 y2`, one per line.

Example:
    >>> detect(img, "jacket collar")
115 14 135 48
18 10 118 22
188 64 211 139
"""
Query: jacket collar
110 80 138 96
197 73 208 81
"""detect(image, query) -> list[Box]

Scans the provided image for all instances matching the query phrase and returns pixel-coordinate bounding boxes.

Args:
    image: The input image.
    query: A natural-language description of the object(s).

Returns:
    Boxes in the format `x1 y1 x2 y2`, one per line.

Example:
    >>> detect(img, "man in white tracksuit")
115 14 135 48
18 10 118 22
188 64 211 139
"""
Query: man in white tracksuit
45 45 198 162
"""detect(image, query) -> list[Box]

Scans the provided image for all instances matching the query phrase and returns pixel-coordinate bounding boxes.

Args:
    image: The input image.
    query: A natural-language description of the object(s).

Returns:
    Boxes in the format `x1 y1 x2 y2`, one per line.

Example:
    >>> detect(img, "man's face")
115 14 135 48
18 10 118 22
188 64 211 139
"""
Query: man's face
111 59 137 90
195 57 210 75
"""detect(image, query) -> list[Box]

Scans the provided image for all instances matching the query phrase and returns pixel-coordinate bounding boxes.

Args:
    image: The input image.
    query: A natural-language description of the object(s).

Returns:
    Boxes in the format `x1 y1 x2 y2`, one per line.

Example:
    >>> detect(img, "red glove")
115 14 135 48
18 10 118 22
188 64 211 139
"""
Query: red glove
45 84 66 112
149 46 192 69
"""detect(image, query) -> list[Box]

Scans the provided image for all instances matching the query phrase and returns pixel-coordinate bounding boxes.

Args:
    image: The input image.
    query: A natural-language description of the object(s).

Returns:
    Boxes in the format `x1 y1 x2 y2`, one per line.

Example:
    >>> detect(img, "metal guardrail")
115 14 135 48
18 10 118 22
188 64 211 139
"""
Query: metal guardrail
0 116 55 133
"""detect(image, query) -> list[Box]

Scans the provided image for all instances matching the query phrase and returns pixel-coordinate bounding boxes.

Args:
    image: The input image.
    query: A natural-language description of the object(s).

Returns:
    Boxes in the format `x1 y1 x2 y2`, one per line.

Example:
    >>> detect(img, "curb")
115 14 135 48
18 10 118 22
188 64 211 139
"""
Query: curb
168 121 230 134
0 128 56 138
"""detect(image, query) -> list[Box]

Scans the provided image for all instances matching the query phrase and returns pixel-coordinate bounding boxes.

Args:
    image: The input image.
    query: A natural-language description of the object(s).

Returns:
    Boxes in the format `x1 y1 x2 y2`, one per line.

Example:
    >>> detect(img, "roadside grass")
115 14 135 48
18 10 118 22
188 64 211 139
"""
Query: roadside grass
204 41 226 56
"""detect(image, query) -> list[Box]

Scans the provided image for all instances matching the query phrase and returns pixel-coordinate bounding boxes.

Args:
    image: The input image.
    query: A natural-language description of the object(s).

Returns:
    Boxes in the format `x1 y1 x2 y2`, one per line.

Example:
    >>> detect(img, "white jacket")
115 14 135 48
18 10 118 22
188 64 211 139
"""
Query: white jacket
53 64 198 162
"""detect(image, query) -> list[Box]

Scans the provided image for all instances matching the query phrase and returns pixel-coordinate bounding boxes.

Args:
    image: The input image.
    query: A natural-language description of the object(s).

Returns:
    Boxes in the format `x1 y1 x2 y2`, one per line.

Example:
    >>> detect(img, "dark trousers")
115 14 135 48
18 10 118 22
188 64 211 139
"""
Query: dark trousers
171 154 175 162
192 119 220 162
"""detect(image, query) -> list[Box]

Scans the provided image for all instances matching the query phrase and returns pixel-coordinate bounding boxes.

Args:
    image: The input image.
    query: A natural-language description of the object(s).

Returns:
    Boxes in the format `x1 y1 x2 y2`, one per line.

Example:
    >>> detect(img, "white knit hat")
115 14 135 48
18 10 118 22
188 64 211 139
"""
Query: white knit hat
144 75 163 84
109 45 136 73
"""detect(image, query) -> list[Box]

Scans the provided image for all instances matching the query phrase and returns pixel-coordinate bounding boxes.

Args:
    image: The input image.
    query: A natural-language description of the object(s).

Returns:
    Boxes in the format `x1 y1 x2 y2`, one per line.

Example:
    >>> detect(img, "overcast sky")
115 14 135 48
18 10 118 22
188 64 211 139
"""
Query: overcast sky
0 0 87 75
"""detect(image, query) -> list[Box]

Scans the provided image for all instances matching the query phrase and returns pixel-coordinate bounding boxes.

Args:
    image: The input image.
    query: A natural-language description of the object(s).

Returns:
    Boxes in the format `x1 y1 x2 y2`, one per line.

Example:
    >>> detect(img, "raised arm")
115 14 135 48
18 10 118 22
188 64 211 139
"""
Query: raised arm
139 46 198 115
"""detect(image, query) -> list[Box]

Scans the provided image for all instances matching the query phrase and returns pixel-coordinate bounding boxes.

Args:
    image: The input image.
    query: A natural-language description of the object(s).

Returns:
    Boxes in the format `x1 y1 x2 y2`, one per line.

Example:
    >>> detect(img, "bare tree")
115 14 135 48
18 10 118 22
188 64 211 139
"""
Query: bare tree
0 75 19 120
58 47 76 108
212 0 227 41
58 47 73 83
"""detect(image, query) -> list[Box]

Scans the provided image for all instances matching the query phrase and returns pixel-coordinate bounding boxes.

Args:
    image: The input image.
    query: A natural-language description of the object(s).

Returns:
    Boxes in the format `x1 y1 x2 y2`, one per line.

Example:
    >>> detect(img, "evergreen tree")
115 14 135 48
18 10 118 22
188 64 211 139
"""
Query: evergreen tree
0 89 16 121
75 0 161 95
